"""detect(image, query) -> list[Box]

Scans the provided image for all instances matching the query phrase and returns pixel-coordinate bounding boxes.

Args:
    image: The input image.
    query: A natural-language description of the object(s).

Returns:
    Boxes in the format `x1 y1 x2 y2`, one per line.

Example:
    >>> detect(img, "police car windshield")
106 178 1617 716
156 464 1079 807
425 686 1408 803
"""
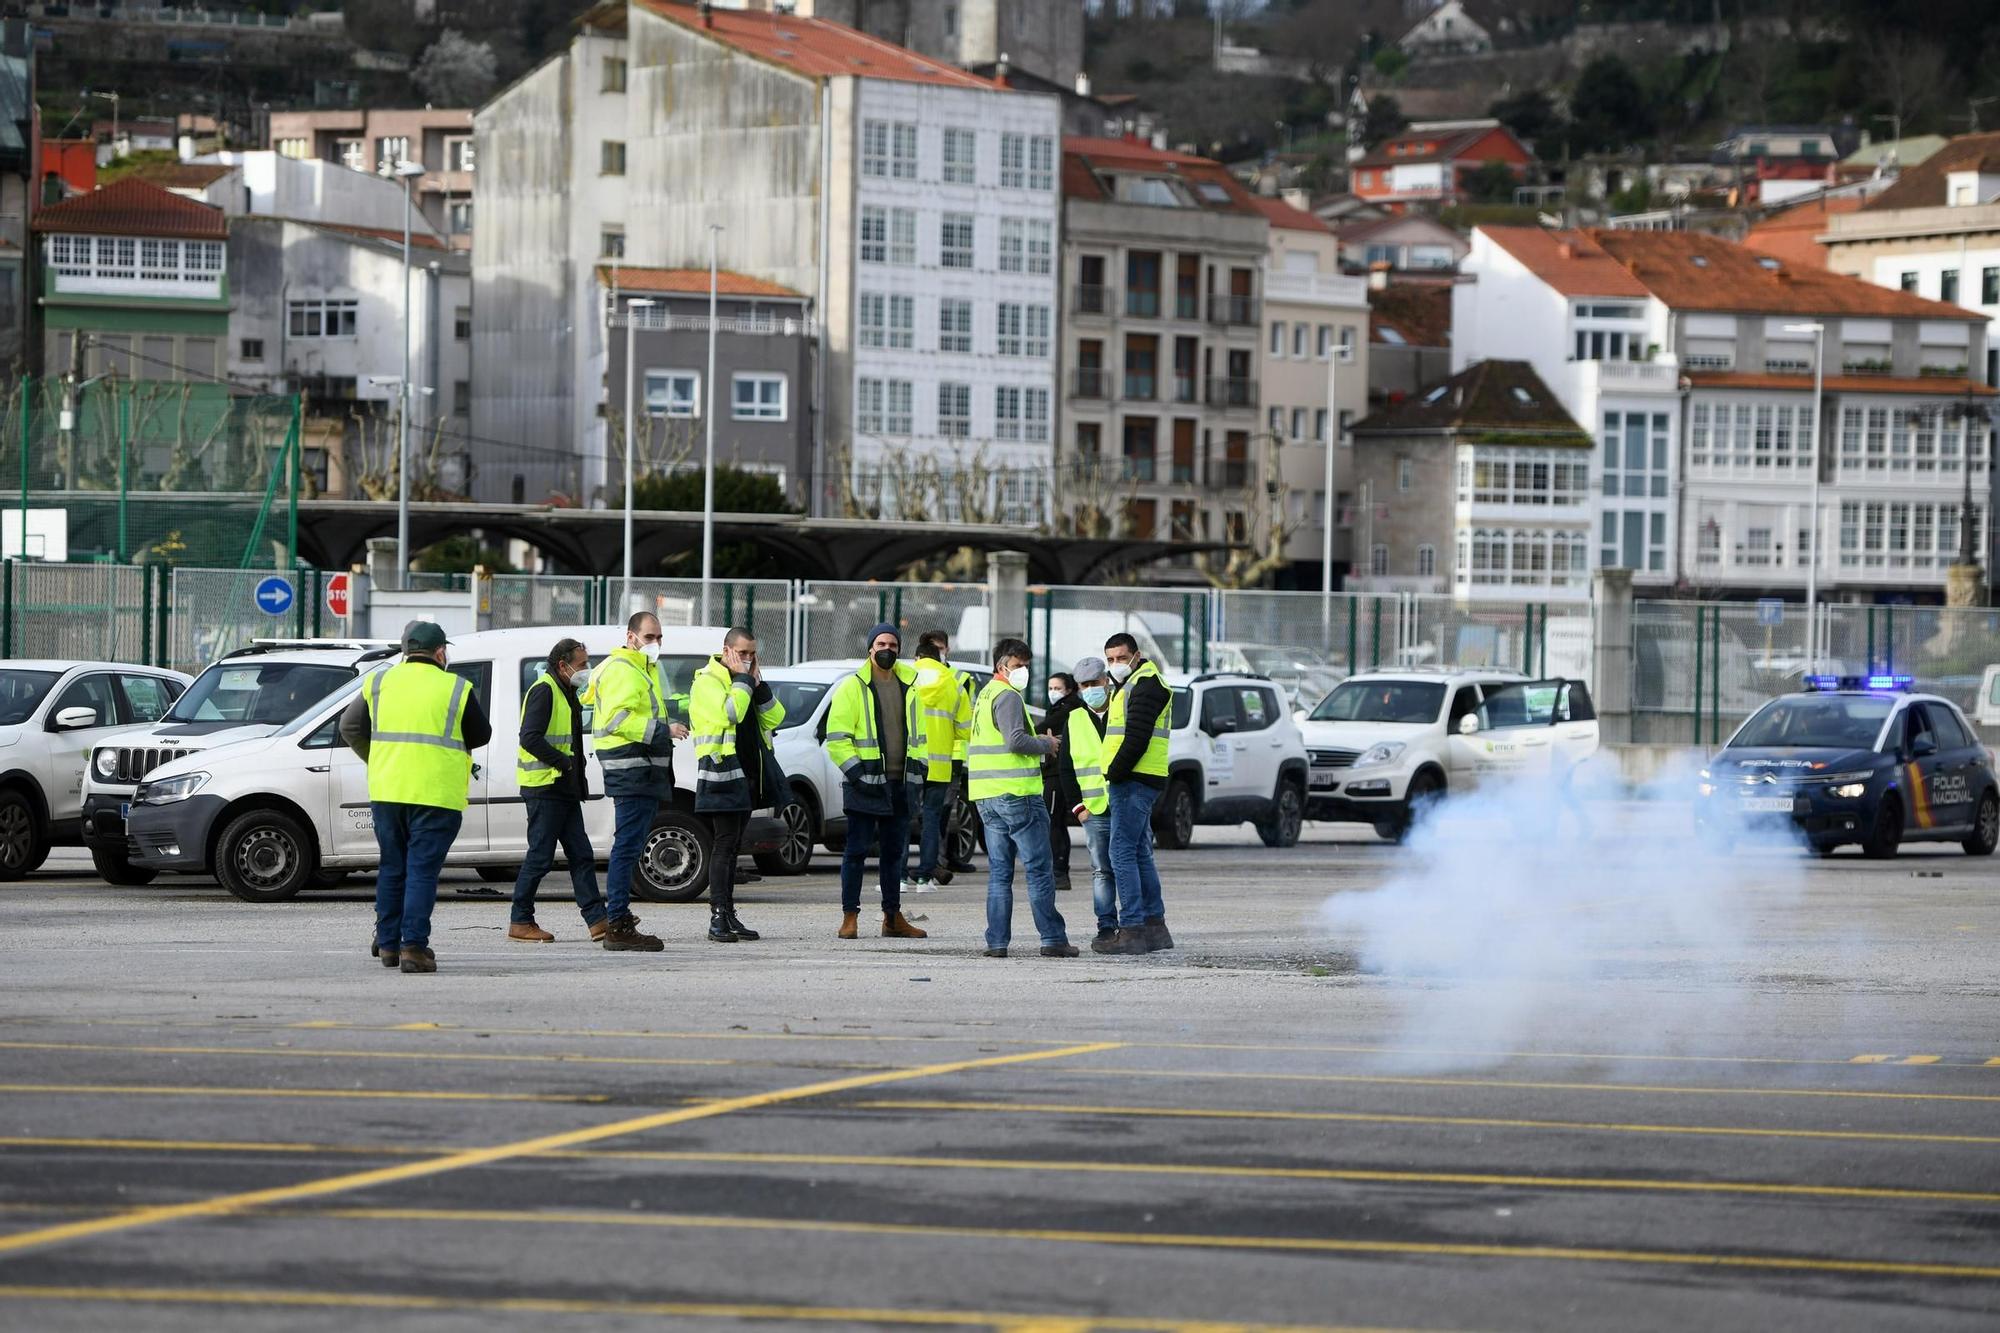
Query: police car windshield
0 669 60 725
166 662 354 725
1733 695 1895 750
1311 681 1446 724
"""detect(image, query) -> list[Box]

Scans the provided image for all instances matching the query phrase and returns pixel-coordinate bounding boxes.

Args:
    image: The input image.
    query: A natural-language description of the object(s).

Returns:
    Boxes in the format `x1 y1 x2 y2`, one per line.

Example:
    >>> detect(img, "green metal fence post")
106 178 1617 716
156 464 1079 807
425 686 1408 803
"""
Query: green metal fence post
723 582 734 629
1199 591 1209 671
1866 606 1875 676
1718 605 1729 741
17 373 29 559
155 565 170 669
1024 590 1037 679
877 588 887 625
311 568 323 638
1370 596 1382 669
1538 604 1549 677
285 395 301 573
116 387 130 563
893 585 904 631
1042 587 1054 684
744 585 756 642
140 563 152 665
1 557 11 659
1885 606 1895 675
1693 606 1704 744
1345 598 1357 676
1180 592 1192 674
293 565 307 639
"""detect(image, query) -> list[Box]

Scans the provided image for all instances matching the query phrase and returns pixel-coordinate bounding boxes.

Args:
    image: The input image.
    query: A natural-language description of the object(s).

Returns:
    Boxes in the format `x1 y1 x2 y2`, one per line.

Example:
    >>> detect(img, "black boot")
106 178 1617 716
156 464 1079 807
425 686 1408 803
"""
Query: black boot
1143 917 1176 952
707 908 738 943
723 910 760 941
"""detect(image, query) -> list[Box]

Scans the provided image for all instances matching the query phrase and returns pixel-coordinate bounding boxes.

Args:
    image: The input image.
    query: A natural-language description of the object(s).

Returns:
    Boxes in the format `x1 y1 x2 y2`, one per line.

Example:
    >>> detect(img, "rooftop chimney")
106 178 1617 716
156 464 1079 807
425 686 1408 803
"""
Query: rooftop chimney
697 0 713 29
1369 261 1391 291
1556 241 1574 260
996 53 1010 85
1075 72 1092 97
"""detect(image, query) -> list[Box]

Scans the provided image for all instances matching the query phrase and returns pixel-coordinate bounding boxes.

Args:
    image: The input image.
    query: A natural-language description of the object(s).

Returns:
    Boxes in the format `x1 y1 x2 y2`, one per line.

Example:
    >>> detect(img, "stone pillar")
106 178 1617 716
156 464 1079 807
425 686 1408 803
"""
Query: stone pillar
470 564 494 632
988 549 1029 644
1947 562 1984 609
365 537 397 592
1592 567 1633 746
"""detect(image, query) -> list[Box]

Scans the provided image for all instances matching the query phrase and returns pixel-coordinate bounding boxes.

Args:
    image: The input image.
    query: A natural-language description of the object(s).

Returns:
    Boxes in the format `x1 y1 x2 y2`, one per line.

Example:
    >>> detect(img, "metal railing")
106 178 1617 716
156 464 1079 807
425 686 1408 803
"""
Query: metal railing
1205 376 1258 409
1207 294 1259 327
1125 289 1162 319
1069 368 1112 401
1072 285 1112 316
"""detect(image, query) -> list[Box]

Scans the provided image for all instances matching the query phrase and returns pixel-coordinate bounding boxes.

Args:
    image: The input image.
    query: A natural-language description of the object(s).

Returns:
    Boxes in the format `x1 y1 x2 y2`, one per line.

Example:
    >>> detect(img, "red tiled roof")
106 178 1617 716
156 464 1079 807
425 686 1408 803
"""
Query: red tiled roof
1355 360 1588 440
596 265 806 299
1742 194 1863 270
638 0 997 89
1368 284 1451 347
314 222 451 252
1862 131 2000 212
1243 192 1331 233
132 162 237 190
1062 136 1263 216
1481 224 1986 320
1353 123 1521 170
30 178 227 240
1478 226 1649 298
1687 372 1997 397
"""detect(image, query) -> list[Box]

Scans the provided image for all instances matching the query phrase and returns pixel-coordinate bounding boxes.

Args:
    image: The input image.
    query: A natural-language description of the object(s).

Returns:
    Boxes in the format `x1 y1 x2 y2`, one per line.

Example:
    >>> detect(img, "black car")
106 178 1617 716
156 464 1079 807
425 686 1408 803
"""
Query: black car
1695 675 2000 858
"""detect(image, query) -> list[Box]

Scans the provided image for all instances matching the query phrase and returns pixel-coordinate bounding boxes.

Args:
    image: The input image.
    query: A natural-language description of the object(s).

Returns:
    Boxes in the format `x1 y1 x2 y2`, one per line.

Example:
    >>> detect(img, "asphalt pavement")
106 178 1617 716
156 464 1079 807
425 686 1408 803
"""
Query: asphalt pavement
0 804 1996 1332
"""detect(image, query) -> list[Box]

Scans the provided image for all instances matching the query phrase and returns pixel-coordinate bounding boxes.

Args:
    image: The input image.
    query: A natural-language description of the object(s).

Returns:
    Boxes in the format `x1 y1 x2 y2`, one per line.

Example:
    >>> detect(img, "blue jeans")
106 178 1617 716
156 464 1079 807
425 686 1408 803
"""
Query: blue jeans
979 793 1067 951
1085 811 1115 933
841 780 910 915
511 796 606 926
372 802 464 952
1108 781 1164 930
908 779 951 879
605 794 659 922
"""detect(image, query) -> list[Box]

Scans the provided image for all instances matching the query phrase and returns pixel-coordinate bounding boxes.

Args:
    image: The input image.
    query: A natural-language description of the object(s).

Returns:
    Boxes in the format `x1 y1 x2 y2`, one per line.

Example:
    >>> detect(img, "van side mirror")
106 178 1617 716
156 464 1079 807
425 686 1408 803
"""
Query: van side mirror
1457 714 1480 737
52 706 98 730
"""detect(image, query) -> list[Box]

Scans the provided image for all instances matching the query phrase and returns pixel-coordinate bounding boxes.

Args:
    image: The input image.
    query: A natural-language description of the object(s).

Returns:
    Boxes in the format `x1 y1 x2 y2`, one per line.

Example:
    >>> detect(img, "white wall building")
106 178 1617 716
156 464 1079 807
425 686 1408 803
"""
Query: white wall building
473 0 1061 516
193 151 448 240
1457 225 1993 599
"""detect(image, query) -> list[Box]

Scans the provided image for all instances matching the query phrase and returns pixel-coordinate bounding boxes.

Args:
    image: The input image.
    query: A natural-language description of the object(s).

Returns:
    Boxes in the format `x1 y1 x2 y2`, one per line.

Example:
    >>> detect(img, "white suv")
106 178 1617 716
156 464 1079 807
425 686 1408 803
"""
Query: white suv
118 625 780 903
1298 668 1600 842
0 660 191 878
1154 671 1311 849
81 640 400 884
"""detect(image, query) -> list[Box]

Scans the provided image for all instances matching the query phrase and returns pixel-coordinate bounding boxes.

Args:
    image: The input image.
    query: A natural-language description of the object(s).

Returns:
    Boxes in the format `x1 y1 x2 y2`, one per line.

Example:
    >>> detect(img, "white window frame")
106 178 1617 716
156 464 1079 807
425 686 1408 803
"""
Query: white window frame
995 385 1023 441
859 292 888 349
942 128 977 185
941 213 975 270
938 382 972 437
1028 134 1055 191
862 121 890 178
1024 305 1051 359
644 370 700 419
886 379 914 434
892 123 919 180
887 294 914 350
860 206 887 264
889 208 918 266
1000 132 1026 189
731 373 787 422
1026 219 1053 275
998 217 1024 273
1023 387 1050 444
996 303 1024 357
939 297 974 353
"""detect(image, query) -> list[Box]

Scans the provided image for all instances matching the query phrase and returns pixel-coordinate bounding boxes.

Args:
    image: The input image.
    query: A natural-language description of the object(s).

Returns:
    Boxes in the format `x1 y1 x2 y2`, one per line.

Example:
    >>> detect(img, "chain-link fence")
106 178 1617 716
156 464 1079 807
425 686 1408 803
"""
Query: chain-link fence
1028 585 1211 684
0 561 150 663
619 578 797 664
797 581 989 666
486 575 598 637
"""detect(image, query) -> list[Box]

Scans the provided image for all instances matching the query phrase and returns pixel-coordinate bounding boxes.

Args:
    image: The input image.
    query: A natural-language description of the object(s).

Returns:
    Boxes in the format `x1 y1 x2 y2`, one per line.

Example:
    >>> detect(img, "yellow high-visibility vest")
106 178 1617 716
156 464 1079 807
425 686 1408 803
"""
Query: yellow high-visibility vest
364 660 471 811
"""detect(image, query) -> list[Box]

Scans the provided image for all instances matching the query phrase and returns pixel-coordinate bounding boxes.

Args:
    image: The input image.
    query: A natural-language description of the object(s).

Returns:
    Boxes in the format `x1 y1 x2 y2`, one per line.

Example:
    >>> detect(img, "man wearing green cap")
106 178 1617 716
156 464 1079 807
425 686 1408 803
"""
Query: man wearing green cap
340 620 492 973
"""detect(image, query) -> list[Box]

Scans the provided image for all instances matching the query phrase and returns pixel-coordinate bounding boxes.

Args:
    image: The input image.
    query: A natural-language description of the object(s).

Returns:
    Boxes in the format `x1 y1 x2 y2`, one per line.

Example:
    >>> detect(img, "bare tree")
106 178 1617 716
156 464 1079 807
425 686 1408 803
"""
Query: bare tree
1877 30 1959 139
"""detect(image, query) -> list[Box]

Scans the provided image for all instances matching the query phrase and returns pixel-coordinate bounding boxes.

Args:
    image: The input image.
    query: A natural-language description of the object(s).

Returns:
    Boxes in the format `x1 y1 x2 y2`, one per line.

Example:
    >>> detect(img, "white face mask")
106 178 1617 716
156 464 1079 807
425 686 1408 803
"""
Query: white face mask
1108 660 1133 682
638 642 661 663
1007 665 1031 691
568 668 590 692
1046 687 1066 705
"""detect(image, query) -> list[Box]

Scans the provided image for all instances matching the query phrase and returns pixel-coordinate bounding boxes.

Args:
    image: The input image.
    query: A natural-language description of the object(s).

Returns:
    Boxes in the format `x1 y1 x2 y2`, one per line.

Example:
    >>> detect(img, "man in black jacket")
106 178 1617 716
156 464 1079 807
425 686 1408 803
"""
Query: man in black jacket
1099 631 1175 954
507 638 610 943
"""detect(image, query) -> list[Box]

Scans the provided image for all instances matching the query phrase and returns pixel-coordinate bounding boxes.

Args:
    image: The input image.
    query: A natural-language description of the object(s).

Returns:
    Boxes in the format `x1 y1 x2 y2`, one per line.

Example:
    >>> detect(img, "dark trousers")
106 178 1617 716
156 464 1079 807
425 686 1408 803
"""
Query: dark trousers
605 795 658 922
372 802 463 952
511 795 606 926
910 778 951 878
1046 793 1073 880
708 809 747 909
840 781 910 916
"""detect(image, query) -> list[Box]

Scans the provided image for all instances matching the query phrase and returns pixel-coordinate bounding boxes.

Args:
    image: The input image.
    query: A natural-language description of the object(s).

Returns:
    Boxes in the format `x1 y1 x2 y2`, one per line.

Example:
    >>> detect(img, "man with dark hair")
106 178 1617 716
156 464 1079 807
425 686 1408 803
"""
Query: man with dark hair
340 621 491 974
1098 630 1174 955
689 626 783 942
904 627 969 893
968 637 1075 958
822 622 927 939
508 637 609 943
581 611 687 952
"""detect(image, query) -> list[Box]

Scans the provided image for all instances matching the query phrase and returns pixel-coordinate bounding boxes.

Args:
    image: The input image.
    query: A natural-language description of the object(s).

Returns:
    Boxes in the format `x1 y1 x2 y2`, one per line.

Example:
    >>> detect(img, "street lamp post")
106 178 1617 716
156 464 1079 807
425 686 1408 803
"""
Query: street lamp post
621 297 656 616
1785 322 1826 672
1320 325 1350 641
391 160 426 590
701 224 723 625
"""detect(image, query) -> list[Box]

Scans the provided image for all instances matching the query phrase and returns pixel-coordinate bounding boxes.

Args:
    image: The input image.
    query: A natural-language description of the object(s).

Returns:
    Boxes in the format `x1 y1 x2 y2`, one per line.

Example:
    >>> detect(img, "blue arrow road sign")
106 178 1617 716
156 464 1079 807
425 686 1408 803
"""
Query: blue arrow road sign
1756 598 1784 627
254 576 295 617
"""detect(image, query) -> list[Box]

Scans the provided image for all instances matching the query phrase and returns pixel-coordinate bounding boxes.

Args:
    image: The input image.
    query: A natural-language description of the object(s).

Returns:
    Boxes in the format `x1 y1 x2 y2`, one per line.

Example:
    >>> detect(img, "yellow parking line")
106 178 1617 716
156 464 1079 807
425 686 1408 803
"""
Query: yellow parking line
302 1205 2000 1281
1849 1055 1894 1064
1899 1056 1944 1066
0 1039 893 1073
0 1286 1410 1333
855 1098 2000 1148
0 1041 1122 1260
0 1083 606 1104
1056 1067 2000 1104
3 1136 1995 1206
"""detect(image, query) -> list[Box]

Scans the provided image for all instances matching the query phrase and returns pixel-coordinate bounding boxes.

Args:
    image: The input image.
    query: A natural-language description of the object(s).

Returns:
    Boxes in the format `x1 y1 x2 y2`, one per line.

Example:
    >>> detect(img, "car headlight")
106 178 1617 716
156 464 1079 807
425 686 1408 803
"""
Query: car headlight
136 772 208 805
1831 782 1867 799
93 748 118 780
1355 741 1407 768
1697 782 1715 797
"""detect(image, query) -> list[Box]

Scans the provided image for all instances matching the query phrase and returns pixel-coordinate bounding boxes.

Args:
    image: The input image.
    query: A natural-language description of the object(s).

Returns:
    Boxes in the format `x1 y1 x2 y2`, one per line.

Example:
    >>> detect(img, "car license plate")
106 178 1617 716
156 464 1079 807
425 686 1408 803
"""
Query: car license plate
1309 773 1338 789
119 802 130 821
1739 797 1792 813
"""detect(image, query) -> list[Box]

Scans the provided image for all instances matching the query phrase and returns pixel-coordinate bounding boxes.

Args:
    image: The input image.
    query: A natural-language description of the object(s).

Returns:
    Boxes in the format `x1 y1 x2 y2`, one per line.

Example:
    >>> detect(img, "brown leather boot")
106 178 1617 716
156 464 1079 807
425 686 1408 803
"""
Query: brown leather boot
837 910 860 939
882 911 928 939
507 921 555 943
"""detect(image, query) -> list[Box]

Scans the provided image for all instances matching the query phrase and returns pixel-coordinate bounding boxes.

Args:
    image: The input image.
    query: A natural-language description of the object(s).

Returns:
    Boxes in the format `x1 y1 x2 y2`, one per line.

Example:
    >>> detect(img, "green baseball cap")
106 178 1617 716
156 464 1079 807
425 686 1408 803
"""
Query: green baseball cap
401 620 450 652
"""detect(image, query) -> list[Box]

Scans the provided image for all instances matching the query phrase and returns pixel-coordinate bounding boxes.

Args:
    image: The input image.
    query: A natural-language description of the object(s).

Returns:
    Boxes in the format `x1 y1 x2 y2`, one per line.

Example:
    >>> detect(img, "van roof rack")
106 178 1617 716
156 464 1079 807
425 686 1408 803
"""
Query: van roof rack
223 638 398 659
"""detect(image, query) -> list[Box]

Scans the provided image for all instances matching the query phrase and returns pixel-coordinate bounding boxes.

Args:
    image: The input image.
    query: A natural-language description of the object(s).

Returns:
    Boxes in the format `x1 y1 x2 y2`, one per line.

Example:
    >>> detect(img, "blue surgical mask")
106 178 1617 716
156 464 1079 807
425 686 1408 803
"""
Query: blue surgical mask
1082 685 1108 710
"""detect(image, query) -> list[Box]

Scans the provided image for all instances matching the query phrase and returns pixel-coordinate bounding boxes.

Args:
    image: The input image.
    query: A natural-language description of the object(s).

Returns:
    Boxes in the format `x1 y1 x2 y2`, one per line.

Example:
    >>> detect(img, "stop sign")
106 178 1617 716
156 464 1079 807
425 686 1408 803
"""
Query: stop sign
325 572 351 619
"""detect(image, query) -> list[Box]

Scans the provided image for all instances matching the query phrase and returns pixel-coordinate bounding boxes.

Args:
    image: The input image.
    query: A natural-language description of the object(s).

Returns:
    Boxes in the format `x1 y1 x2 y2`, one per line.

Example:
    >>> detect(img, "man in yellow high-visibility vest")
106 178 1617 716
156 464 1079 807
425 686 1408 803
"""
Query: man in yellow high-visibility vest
507 637 607 944
1098 631 1173 956
904 628 970 893
968 637 1075 959
339 621 491 974
1061 656 1116 947
581 611 687 953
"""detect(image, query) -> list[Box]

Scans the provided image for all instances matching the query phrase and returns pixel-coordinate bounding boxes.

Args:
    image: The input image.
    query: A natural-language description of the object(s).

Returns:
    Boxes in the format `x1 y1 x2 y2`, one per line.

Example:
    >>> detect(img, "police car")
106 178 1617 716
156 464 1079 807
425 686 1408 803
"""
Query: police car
1696 675 2000 858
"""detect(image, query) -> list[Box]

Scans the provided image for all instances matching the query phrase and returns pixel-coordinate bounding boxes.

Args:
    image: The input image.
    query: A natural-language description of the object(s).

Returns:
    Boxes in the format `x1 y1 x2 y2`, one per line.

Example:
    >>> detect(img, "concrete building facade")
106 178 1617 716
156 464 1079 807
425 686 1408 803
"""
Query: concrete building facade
266 107 477 249
717 0 1085 88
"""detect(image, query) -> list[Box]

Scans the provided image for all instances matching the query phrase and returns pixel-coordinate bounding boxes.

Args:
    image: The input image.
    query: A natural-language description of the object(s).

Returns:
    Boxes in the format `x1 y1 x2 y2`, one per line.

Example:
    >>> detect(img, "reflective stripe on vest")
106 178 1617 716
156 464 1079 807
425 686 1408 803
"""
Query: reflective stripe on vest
592 652 669 764
967 678 1041 801
1105 659 1171 779
1068 707 1109 814
364 661 471 811
517 674 574 788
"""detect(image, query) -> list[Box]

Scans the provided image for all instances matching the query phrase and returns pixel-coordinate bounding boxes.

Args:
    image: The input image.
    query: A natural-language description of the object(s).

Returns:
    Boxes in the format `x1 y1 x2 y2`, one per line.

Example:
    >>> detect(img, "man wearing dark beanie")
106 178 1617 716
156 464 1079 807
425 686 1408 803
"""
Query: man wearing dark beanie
821 622 928 940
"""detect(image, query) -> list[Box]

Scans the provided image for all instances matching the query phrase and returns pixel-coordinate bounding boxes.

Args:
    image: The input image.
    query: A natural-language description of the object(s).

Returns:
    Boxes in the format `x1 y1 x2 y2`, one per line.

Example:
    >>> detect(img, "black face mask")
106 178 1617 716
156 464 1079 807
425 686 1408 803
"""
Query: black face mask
872 648 898 669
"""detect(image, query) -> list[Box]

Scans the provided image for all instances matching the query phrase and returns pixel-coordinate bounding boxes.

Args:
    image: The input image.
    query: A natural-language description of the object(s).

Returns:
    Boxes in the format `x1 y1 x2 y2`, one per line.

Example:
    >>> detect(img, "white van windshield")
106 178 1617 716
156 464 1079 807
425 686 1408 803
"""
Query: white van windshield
167 662 355 725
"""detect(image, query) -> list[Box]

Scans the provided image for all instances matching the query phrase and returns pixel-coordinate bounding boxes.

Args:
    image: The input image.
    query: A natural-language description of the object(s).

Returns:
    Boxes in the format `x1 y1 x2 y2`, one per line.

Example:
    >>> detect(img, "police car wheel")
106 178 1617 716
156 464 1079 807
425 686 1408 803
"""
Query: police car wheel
1861 800 1903 860
1963 791 2000 856
632 809 711 903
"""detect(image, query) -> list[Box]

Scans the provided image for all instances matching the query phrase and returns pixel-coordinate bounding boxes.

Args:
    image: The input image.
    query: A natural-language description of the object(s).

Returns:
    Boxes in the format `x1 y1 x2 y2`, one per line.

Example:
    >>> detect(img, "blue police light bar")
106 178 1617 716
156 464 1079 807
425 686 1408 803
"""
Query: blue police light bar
1804 674 1914 693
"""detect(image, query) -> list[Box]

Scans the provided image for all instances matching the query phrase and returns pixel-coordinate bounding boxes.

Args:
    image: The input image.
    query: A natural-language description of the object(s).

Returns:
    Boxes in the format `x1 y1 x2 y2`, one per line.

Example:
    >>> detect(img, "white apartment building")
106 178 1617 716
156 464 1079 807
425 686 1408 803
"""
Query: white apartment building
1457 225 1992 599
472 0 1061 516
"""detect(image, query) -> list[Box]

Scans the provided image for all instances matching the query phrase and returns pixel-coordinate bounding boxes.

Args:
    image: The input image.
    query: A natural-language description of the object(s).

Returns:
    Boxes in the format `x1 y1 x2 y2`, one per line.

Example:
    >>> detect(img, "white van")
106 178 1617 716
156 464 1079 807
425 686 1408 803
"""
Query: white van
118 625 780 903
955 605 1183 681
